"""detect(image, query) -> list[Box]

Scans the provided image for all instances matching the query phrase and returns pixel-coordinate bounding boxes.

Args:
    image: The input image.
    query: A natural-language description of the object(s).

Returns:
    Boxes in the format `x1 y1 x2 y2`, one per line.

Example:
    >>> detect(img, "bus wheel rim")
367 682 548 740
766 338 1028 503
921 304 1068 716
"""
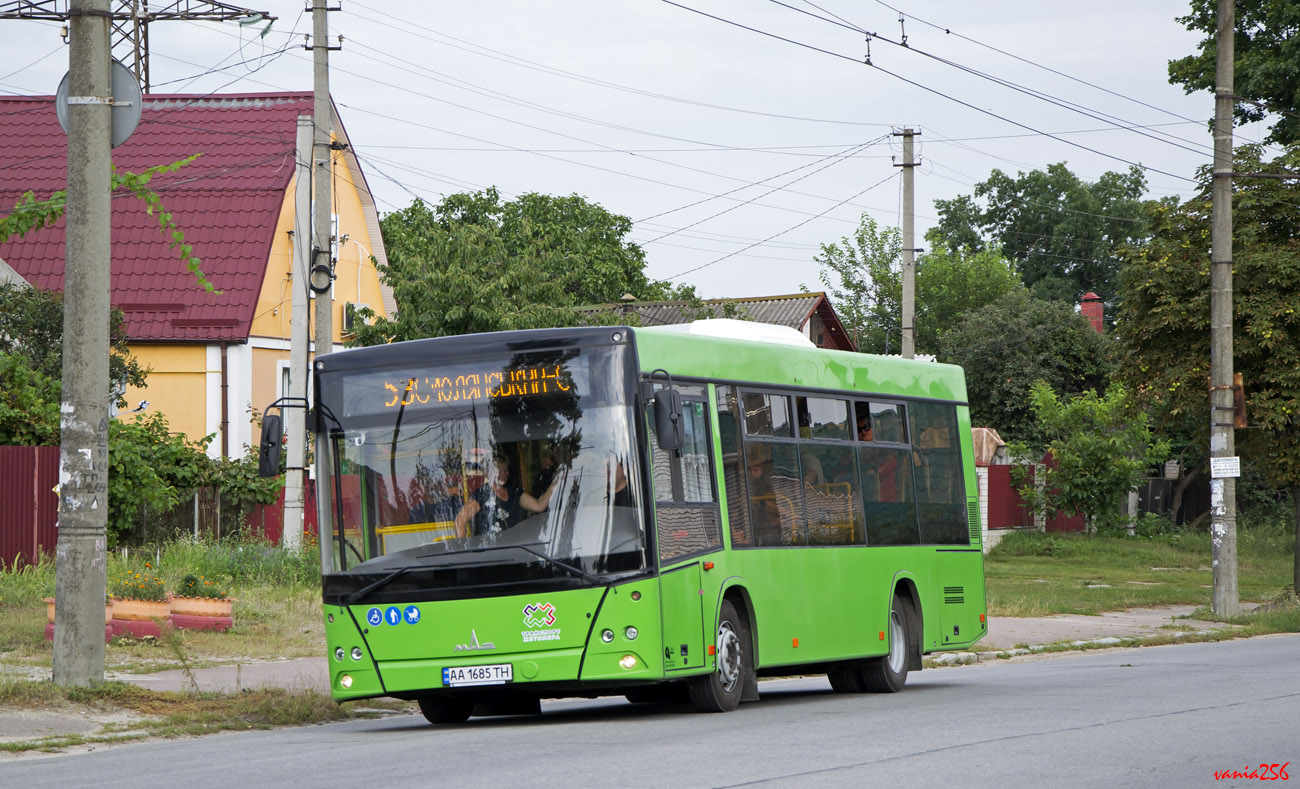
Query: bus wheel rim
716 621 741 692
887 609 906 674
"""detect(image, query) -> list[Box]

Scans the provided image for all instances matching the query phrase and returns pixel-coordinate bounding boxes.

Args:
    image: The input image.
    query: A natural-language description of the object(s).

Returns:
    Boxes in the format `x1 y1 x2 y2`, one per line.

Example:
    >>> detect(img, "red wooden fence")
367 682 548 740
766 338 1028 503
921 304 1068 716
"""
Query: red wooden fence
984 463 1085 533
0 446 60 569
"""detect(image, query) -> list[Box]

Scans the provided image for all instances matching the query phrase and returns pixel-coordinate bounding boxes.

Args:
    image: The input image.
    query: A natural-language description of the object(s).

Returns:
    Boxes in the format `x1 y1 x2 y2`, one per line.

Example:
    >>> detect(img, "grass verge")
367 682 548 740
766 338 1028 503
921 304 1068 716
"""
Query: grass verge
984 527 1295 617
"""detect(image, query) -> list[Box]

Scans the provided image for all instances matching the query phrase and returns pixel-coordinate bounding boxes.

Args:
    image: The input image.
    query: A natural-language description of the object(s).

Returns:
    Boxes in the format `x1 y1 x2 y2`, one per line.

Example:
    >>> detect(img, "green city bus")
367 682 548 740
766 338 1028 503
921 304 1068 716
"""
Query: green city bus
268 321 985 723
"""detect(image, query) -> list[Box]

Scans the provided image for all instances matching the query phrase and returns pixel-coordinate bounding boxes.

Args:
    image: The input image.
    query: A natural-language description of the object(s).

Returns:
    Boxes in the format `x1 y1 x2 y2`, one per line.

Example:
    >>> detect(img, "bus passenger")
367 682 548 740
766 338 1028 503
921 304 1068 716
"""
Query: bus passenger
746 445 783 545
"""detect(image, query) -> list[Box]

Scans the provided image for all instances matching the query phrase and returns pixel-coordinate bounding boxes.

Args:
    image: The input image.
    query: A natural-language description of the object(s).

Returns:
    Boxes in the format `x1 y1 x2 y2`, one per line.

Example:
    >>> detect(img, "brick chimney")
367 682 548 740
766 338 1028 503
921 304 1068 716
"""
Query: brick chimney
1079 292 1103 333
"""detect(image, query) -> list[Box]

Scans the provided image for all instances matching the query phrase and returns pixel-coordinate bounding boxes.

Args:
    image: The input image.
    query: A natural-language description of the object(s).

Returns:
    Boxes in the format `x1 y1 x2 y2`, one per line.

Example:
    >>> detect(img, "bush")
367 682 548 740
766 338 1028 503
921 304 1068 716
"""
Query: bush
987 530 1068 558
156 535 319 588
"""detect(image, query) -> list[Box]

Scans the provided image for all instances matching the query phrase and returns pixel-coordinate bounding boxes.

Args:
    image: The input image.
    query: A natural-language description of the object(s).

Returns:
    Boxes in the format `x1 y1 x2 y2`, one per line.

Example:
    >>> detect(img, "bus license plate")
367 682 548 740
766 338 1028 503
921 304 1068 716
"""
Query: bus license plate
442 663 513 687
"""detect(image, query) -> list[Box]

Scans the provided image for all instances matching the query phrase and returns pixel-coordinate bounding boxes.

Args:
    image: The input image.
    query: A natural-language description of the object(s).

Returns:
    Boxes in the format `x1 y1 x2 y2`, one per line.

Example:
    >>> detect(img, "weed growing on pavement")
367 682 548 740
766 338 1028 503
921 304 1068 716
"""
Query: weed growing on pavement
0 678 408 753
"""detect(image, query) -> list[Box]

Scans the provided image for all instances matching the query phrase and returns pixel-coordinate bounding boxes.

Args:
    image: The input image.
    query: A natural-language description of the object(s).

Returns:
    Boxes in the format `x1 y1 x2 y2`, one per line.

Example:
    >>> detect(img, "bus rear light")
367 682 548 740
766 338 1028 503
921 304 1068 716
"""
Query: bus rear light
340 674 353 689
619 655 638 669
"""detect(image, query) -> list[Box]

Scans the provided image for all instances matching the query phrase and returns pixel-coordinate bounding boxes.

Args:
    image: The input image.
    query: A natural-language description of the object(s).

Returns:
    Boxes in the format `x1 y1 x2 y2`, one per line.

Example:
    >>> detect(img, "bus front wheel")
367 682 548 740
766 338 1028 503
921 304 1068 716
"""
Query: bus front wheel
861 595 912 693
688 600 750 713
418 694 474 724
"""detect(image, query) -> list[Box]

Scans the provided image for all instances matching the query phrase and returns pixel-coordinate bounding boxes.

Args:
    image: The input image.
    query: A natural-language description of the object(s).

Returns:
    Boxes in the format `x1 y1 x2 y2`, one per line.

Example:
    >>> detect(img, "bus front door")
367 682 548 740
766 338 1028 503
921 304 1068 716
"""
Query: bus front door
659 563 705 671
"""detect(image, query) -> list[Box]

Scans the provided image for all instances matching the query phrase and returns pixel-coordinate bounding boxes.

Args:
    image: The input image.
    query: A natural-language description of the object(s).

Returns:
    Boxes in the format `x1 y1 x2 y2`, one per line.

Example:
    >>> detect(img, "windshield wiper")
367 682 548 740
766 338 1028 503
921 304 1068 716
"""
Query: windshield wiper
346 566 417 604
421 542 601 584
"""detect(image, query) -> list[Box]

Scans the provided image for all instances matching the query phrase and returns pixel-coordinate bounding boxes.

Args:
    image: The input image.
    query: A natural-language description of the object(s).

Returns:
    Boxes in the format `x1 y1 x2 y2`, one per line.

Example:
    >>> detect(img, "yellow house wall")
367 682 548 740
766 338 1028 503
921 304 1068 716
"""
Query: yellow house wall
245 144 387 444
251 347 290 422
119 344 210 444
249 146 387 344
118 145 385 456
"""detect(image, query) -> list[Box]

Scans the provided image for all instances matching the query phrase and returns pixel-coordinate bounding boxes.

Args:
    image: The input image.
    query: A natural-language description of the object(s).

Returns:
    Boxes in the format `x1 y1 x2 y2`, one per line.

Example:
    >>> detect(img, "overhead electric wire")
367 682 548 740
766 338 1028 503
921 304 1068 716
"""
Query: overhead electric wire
340 101 865 228
867 0 1206 126
164 25 904 222
668 171 900 280
765 0 1213 159
637 135 886 225
641 137 882 244
661 0 1198 185
345 0 897 130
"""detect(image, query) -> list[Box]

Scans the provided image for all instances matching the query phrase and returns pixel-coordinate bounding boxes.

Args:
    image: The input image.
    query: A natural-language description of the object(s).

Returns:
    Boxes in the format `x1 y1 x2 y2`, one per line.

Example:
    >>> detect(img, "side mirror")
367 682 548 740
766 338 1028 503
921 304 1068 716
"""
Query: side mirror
653 387 684 452
258 414 284 478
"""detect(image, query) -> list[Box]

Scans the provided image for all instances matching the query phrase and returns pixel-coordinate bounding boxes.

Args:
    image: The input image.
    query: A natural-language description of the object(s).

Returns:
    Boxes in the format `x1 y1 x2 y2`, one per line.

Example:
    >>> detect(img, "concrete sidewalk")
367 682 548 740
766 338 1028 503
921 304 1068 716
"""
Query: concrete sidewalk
107 657 331 695
978 605 1242 653
90 604 1244 694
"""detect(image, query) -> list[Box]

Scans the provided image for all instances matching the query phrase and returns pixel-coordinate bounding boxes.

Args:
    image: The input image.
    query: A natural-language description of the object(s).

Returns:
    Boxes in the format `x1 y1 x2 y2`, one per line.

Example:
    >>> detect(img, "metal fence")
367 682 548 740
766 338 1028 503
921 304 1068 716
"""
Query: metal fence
0 446 59 568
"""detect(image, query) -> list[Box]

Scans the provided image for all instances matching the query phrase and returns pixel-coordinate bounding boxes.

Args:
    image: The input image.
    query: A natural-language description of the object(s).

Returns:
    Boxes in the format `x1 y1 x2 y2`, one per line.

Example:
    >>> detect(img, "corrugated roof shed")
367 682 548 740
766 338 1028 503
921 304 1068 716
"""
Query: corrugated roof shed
587 292 823 329
0 93 310 342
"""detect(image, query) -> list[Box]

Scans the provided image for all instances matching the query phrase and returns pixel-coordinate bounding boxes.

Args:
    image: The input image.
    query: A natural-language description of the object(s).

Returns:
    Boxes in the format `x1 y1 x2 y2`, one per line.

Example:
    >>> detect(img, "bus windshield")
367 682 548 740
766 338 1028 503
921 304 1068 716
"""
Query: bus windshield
317 343 646 589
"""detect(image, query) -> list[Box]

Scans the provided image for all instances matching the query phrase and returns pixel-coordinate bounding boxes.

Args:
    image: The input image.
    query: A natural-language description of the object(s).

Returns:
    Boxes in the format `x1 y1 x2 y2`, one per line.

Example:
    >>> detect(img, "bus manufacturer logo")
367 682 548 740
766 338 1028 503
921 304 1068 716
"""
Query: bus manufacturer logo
523 602 556 628
453 629 496 651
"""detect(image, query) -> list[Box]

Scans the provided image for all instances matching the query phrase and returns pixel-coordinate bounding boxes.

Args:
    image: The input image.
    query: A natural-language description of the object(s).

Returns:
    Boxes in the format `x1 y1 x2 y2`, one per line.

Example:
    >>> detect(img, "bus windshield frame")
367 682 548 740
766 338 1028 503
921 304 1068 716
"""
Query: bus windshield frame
313 337 649 603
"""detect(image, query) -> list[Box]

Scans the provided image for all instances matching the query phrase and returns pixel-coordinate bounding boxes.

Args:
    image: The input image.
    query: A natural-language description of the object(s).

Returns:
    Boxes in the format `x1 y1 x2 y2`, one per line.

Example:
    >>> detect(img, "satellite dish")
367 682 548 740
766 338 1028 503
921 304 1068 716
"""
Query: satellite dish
55 59 143 148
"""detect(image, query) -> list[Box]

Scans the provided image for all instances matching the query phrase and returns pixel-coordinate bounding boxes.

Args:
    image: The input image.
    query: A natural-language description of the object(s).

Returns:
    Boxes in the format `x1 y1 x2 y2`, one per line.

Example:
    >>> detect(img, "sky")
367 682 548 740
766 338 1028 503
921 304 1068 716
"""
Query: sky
0 0 1270 300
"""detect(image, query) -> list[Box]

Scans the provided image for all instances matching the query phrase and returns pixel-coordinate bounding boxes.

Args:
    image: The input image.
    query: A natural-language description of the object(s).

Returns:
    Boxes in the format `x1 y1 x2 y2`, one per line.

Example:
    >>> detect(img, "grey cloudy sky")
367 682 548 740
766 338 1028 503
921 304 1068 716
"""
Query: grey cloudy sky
1 1 1268 299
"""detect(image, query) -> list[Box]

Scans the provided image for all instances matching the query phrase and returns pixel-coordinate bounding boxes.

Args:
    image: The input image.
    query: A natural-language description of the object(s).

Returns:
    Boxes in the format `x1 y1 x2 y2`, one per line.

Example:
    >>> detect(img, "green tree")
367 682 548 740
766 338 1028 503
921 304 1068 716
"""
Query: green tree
937 289 1113 443
0 284 147 407
1008 381 1169 532
1168 0 1300 146
809 215 901 353
809 218 1019 354
353 189 690 344
0 352 60 445
932 163 1157 304
106 412 280 546
1115 143 1300 586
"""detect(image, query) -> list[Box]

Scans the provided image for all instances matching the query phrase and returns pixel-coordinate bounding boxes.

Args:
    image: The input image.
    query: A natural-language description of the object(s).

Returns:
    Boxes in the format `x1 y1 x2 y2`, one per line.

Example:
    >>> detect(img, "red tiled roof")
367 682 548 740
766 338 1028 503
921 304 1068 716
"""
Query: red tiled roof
0 93 311 342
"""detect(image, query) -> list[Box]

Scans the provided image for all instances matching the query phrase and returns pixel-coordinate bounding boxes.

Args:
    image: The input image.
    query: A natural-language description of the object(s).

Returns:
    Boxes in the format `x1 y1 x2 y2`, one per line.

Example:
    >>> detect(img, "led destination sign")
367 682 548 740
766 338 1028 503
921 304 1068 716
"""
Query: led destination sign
382 364 572 409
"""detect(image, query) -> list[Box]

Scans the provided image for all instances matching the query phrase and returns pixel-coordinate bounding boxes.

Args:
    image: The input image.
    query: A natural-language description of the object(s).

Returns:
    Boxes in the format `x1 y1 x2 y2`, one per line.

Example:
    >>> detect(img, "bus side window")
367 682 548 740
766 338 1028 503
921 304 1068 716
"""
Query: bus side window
717 387 753 547
909 402 968 545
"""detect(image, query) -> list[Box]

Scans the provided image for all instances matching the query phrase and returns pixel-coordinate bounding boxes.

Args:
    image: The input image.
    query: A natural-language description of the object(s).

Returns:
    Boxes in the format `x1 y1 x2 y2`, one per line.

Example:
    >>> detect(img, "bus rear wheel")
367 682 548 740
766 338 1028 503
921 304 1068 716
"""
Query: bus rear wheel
688 600 749 713
828 667 866 693
418 694 474 724
861 595 912 693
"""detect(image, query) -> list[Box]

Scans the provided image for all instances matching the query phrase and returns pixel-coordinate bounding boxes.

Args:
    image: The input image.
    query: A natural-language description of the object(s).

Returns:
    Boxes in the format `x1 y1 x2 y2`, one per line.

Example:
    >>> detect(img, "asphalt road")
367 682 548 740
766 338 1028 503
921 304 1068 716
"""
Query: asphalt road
3 634 1297 788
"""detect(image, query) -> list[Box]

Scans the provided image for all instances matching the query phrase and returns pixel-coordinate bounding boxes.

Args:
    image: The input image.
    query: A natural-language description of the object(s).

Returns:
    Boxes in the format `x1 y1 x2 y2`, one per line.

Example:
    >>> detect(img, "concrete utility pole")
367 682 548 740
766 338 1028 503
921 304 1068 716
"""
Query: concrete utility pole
310 0 334 356
895 128 919 358
1209 0 1239 617
53 0 111 687
282 116 313 551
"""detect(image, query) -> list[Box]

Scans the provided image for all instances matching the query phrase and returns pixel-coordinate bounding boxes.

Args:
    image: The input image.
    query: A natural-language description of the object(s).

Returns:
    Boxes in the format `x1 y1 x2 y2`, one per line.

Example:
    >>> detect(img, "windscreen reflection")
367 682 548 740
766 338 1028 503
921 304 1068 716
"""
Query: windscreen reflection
322 346 646 582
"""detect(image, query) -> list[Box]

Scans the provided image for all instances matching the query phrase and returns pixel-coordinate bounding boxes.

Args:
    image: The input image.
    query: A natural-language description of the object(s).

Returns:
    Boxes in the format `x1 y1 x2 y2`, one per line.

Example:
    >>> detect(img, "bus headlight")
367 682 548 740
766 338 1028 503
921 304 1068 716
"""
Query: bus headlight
351 647 364 660
340 674 353 689
335 647 345 661
619 655 638 669
601 629 615 643
624 626 639 640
